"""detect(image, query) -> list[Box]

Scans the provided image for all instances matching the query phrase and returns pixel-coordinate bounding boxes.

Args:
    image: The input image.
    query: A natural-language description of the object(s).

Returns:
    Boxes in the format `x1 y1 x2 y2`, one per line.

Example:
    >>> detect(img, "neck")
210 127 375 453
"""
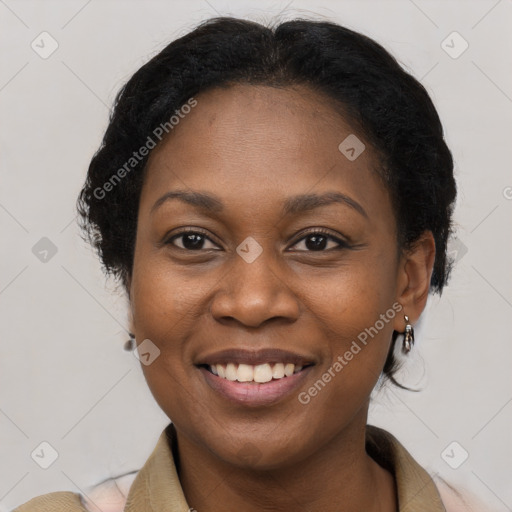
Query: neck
176 411 397 512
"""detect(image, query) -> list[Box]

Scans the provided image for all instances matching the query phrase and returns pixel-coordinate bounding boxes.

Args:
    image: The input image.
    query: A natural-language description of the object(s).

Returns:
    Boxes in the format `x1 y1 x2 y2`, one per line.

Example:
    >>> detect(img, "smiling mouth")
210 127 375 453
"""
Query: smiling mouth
199 362 313 383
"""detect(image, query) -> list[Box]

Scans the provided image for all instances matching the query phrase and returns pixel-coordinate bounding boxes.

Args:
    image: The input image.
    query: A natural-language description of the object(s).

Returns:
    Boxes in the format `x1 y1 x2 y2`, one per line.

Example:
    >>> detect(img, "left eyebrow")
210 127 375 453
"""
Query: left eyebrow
282 192 368 219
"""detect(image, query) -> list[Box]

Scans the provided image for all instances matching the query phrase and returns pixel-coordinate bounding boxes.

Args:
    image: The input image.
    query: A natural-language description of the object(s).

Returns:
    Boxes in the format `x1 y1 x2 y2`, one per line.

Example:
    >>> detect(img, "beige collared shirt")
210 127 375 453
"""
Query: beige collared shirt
14 424 463 512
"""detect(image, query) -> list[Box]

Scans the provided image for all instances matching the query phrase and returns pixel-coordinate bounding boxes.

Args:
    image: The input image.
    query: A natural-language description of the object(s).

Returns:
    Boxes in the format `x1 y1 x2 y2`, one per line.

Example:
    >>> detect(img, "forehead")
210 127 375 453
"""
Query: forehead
141 84 390 221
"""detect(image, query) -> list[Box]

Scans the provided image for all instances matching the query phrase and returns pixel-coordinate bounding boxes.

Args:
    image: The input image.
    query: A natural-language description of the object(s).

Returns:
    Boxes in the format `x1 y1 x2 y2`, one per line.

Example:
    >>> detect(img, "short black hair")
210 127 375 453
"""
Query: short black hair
77 17 456 387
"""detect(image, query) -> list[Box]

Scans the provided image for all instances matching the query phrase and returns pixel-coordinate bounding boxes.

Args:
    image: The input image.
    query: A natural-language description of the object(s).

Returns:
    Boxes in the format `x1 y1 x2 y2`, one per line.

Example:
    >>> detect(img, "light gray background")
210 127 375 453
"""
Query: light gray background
1 0 511 510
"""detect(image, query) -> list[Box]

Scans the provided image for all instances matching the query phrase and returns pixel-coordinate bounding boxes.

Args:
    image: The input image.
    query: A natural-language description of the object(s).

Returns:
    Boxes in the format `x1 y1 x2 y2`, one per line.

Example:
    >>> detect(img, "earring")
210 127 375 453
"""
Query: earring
402 315 414 353
124 332 136 351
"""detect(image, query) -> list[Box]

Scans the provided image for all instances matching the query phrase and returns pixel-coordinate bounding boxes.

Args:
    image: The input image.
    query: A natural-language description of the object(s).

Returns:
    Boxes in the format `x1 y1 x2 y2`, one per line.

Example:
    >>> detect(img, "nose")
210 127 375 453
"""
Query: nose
209 250 300 328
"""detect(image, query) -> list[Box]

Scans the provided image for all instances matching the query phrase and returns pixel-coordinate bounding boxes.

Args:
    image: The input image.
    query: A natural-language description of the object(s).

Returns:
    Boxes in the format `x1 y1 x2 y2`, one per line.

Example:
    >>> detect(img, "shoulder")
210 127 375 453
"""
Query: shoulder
12 491 88 511
12 473 138 512
80 472 138 512
435 477 490 512
366 425 490 512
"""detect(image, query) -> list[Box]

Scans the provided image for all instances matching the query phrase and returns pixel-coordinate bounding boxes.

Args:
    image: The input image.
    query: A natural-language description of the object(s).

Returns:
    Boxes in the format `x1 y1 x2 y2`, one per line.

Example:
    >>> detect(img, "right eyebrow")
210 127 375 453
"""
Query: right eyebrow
151 190 224 215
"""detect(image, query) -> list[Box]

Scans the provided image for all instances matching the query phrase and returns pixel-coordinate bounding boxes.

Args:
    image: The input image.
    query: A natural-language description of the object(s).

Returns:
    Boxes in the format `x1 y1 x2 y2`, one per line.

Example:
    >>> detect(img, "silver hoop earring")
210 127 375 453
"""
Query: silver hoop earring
402 315 414 353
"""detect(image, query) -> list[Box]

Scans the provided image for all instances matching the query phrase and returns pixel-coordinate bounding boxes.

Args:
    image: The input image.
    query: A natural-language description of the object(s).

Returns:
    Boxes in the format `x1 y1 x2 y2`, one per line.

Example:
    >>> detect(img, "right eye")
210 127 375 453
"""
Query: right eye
166 229 221 251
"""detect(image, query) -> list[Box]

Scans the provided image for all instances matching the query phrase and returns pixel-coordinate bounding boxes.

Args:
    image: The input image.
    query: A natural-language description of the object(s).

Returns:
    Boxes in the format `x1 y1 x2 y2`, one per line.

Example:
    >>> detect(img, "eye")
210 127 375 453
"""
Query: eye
167 229 220 251
289 230 348 252
166 228 348 252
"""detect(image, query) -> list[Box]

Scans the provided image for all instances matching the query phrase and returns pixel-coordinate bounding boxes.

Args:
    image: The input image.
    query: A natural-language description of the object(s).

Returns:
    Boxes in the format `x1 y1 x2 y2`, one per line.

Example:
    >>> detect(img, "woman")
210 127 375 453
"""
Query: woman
15 16 481 512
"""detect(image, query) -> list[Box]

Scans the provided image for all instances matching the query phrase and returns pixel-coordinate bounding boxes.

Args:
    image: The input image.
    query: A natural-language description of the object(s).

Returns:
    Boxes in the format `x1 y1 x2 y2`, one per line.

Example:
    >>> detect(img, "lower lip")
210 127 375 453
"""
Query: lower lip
199 366 313 407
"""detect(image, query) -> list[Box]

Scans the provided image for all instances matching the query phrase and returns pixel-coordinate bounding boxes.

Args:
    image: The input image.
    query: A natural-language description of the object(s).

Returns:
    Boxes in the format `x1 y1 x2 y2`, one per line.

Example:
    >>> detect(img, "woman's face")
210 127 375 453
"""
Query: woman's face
130 84 417 468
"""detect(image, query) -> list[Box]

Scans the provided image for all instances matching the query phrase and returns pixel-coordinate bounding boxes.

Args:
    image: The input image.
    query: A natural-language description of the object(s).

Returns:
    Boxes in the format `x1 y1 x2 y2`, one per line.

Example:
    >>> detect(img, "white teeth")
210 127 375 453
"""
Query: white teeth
237 364 254 382
253 363 272 383
272 362 285 379
225 363 237 381
208 362 305 383
284 363 295 377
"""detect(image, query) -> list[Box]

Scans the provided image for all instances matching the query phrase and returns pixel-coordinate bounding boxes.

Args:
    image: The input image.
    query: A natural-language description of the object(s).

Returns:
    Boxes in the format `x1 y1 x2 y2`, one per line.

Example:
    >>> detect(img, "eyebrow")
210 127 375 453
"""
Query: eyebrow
151 190 368 219
151 190 223 214
283 191 368 219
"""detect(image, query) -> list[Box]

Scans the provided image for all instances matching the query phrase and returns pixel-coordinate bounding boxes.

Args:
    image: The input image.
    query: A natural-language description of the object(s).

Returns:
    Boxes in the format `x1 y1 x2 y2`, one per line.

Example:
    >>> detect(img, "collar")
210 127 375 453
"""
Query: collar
122 423 445 512
366 425 446 511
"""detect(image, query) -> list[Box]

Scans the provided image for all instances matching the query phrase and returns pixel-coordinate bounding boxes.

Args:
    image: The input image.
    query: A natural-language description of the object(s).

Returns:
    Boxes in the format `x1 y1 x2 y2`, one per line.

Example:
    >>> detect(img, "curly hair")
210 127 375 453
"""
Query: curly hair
77 17 457 387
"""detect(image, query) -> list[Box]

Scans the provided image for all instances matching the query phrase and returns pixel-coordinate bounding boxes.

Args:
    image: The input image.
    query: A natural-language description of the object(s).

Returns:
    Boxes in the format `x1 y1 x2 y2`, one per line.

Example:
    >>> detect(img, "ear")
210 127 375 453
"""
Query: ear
125 273 132 300
125 274 136 334
393 230 436 332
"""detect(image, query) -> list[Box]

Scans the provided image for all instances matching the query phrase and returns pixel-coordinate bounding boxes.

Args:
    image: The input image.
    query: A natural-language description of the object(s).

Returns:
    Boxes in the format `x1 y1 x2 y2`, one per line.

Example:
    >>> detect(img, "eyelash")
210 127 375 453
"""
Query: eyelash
166 228 349 252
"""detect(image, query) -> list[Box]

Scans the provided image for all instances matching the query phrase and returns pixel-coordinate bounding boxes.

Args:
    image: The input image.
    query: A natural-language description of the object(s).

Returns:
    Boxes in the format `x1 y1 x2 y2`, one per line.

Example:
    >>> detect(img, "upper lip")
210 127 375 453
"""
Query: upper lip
196 348 315 367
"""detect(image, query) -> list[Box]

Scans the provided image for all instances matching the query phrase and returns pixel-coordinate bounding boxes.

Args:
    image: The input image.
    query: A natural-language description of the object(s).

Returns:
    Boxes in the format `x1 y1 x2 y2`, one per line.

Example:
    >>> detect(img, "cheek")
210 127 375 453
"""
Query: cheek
301 248 398 334
131 257 210 338
297 255 398 402
297 303 396 435
129 260 195 374
130 266 207 426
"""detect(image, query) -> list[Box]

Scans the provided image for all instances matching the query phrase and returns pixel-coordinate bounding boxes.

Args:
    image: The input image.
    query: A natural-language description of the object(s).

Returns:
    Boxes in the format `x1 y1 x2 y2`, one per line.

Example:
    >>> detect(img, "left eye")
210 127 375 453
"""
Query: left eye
290 232 346 252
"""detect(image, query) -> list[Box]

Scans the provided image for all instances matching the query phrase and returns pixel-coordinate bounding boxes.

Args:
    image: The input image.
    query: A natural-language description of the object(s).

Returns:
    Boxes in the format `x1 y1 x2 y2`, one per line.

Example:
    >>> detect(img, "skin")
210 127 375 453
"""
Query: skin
128 84 435 512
